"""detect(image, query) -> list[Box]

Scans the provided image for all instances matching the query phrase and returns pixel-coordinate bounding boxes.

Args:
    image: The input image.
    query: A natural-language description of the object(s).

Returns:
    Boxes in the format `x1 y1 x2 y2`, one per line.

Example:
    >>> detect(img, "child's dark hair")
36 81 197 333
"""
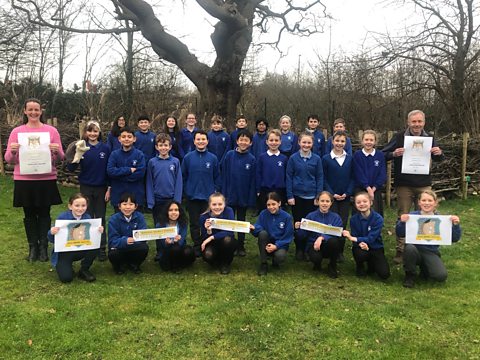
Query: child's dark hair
332 130 347 139
307 114 319 121
163 116 179 133
120 126 135 136
298 132 314 142
315 191 333 202
236 115 247 123
237 129 253 142
119 192 137 204
23 98 45 124
69 192 89 205
111 115 127 137
137 114 150 123
155 133 171 145
266 192 282 203
256 117 269 129
194 129 208 139
354 191 370 201
159 200 187 227
82 120 102 141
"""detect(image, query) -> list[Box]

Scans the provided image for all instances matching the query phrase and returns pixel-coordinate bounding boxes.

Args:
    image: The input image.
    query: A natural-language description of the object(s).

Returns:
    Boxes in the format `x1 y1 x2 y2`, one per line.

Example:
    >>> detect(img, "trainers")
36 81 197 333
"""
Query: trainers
393 251 404 265
220 265 231 275
98 248 107 262
403 273 415 288
78 269 96 282
257 263 268 276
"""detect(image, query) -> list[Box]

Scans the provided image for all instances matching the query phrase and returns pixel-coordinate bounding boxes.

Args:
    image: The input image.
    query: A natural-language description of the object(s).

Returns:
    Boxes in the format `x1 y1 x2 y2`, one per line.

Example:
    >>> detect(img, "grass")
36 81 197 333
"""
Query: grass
0 175 479 359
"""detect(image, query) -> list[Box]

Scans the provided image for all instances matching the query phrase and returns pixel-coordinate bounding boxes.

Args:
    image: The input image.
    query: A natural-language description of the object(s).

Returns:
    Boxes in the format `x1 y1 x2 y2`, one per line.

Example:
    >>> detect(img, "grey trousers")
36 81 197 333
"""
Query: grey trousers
403 244 447 282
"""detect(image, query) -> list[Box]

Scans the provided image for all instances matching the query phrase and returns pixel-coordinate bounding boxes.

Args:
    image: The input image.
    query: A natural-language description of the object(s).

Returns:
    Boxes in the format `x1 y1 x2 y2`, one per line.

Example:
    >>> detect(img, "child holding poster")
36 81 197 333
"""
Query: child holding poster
294 191 343 278
199 193 237 274
251 192 294 276
48 193 103 283
108 193 149 274
343 192 390 281
156 201 195 272
396 190 461 288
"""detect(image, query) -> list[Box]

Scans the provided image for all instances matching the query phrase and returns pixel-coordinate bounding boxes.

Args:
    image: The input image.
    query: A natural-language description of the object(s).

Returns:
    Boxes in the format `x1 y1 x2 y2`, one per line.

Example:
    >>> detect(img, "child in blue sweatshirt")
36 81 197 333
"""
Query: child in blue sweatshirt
287 132 324 260
343 192 390 280
256 129 288 210
161 116 184 161
278 115 299 158
134 115 156 163
230 115 248 149
181 130 220 256
48 193 103 283
295 191 343 278
220 130 256 256
66 120 110 261
251 192 294 276
207 115 231 163
396 190 461 288
353 130 386 217
146 134 183 260
179 113 198 156
199 193 237 274
305 114 325 157
156 200 195 272
108 192 149 274
107 115 126 151
107 127 146 211
325 118 353 156
251 118 269 159
322 130 354 261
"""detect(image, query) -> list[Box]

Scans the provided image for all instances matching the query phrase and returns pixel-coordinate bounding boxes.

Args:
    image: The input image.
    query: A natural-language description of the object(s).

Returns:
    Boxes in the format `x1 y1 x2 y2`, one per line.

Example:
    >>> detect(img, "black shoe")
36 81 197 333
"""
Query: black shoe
295 250 306 261
78 269 96 282
327 263 338 279
26 245 39 262
38 245 49 262
356 265 367 277
220 265 231 275
313 263 322 272
337 253 345 263
114 265 126 275
98 248 107 262
154 253 161 262
257 263 268 276
235 248 246 257
128 264 142 274
194 247 202 258
403 273 415 288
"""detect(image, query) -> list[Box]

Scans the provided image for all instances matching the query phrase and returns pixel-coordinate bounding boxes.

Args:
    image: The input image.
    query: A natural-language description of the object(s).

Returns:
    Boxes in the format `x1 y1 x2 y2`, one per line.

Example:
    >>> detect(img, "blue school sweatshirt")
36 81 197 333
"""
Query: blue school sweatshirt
47 210 92 267
146 155 183 209
252 209 294 250
67 141 110 187
256 151 288 193
156 222 188 257
134 130 157 162
199 207 235 241
353 149 386 190
181 149 219 201
180 127 198 155
107 147 146 206
286 151 323 200
168 130 184 160
308 129 326 157
108 211 148 250
296 209 343 246
279 131 299 156
230 128 246 149
251 132 268 159
107 132 121 152
349 210 385 250
322 152 354 196
207 130 231 163
395 210 462 254
325 136 353 156
220 149 256 208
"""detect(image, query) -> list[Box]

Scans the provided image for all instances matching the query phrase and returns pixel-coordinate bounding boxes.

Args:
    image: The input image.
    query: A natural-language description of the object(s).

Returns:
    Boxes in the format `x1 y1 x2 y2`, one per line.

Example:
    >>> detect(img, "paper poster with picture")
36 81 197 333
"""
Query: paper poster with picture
405 215 452 245
54 218 102 252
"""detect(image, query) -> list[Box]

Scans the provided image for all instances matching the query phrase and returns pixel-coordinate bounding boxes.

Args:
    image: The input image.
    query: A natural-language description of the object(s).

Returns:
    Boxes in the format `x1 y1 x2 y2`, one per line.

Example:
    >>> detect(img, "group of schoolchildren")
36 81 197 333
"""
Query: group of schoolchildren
51 113 461 289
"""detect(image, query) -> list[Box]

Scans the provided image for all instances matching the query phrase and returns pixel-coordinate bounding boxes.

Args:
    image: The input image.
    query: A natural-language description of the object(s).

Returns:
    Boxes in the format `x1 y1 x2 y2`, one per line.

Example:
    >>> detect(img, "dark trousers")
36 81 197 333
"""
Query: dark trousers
108 246 148 270
307 237 341 266
202 236 237 267
233 206 247 249
403 244 447 282
187 199 208 251
159 244 195 271
56 249 97 283
257 230 288 265
80 184 108 249
331 198 350 254
292 197 316 253
352 247 390 280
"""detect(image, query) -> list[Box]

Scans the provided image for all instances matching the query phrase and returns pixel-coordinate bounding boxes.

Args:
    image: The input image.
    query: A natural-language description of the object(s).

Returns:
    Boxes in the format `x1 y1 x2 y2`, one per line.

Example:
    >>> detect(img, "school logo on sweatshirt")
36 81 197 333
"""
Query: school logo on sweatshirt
99 152 106 159
222 137 226 142
277 161 284 167
169 164 175 171
279 222 285 229
132 160 138 166
368 226 371 231
245 163 251 170
287 136 292 140
374 160 380 167
205 162 211 169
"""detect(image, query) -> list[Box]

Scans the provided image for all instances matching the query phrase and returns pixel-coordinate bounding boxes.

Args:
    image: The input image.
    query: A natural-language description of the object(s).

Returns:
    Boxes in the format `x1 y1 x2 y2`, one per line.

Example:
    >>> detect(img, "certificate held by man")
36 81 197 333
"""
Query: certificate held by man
209 218 251 233
401 136 433 175
299 218 343 237
18 132 52 175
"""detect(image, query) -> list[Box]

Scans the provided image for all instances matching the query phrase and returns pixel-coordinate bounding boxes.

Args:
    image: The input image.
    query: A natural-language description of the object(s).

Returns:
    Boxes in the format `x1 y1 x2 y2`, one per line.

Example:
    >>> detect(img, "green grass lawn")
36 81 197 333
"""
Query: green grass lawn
0 176 479 359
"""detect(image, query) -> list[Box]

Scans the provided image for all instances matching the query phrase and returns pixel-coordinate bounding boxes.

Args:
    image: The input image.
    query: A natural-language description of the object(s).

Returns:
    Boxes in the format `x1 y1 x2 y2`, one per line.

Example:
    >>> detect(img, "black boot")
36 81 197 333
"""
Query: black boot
403 272 415 288
24 218 39 262
37 216 51 262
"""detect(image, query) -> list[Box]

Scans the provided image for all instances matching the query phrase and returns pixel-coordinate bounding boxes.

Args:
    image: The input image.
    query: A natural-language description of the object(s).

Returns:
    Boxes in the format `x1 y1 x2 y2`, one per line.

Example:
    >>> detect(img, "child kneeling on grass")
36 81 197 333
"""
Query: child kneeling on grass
108 192 149 274
343 191 390 281
48 193 103 283
199 192 237 275
396 190 461 288
295 191 343 278
155 200 195 272
251 192 294 276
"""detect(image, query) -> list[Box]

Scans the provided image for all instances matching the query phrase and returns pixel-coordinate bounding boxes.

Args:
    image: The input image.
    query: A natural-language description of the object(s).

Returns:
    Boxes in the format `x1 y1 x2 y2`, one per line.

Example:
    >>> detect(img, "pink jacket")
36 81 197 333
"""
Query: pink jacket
5 124 64 180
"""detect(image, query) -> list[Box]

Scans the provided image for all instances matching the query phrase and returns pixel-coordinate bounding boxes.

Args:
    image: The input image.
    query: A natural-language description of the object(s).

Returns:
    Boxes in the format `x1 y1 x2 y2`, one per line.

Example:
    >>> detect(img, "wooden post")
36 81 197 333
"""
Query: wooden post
386 131 394 208
461 132 469 200
357 130 364 143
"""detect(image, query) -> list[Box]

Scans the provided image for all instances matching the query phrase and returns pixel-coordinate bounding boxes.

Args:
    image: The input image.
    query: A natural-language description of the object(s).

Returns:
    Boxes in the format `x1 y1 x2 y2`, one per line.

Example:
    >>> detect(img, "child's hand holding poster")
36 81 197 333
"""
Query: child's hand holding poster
405 215 452 245
54 218 102 252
